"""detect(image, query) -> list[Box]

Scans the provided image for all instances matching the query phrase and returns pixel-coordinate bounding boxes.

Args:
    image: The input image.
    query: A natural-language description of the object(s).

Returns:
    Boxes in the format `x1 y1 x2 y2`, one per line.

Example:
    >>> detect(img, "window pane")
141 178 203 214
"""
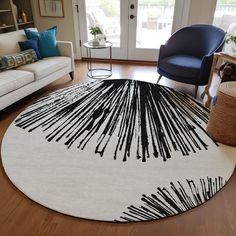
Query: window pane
136 0 175 49
85 0 120 47
213 0 236 31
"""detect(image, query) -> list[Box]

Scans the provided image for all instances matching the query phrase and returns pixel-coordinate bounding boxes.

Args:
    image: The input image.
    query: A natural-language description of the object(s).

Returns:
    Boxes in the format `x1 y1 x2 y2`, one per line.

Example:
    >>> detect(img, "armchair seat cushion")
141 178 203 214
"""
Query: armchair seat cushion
159 55 202 79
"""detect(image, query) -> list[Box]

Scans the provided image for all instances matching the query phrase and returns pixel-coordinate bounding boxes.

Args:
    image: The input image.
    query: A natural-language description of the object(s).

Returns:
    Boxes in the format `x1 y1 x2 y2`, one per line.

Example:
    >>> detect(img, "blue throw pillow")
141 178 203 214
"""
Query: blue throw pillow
24 26 60 58
1 49 38 70
18 38 42 60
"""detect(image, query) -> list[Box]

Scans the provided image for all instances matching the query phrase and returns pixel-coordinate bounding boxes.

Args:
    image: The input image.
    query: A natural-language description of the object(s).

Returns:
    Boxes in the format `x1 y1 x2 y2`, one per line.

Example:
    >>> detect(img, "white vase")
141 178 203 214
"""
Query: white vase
92 37 100 46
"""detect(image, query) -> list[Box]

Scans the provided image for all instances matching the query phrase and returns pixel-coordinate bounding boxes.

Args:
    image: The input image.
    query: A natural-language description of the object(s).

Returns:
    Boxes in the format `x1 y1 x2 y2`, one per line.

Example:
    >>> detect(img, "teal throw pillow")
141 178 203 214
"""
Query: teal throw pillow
1 49 38 70
24 26 60 58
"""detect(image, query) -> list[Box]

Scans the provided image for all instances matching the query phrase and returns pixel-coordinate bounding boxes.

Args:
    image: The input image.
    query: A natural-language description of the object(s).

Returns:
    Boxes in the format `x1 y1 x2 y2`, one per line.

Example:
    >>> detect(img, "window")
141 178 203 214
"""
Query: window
213 0 236 31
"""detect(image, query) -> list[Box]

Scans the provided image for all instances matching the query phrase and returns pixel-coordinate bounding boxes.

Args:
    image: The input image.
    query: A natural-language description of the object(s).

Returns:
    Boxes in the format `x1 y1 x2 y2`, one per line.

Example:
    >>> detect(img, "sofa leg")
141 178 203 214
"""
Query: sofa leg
157 75 162 84
194 85 198 98
69 72 74 80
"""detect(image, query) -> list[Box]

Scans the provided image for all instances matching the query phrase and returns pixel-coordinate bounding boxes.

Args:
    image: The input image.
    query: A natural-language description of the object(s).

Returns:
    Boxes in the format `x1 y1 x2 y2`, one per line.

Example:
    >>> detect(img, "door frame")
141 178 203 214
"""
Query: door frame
72 0 82 59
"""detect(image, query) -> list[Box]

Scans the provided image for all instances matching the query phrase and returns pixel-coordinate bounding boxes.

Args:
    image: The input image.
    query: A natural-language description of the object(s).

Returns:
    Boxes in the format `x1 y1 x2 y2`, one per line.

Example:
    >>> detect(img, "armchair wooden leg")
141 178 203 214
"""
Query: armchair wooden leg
157 75 162 84
69 72 74 80
194 85 198 98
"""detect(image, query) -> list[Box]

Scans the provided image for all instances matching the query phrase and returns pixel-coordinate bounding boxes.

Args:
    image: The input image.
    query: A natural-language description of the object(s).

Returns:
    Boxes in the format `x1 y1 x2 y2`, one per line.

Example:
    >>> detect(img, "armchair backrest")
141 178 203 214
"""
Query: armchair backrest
166 24 225 58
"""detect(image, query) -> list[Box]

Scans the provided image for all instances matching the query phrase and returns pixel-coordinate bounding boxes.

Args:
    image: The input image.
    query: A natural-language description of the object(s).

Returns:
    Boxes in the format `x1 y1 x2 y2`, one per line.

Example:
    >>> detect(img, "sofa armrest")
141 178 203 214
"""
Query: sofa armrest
57 41 75 72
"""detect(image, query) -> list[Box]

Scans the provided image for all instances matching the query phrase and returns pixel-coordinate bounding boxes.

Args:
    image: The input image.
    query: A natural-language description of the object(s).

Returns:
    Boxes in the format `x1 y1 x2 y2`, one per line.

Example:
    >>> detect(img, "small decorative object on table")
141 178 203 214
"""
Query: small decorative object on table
89 26 104 46
97 34 106 46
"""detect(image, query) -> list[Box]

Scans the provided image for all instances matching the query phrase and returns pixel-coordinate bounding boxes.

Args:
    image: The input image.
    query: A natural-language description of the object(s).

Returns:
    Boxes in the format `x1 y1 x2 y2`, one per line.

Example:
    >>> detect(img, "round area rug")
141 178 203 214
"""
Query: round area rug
1 79 236 222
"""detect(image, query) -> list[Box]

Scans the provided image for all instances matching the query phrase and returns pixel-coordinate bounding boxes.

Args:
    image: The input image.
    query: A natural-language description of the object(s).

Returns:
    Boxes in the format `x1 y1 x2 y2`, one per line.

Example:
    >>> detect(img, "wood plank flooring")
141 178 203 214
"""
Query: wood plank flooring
0 61 235 236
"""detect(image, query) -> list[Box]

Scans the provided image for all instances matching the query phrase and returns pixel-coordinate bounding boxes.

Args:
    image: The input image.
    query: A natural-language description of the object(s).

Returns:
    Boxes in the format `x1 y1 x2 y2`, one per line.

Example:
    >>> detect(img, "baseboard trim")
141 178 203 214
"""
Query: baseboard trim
79 58 157 66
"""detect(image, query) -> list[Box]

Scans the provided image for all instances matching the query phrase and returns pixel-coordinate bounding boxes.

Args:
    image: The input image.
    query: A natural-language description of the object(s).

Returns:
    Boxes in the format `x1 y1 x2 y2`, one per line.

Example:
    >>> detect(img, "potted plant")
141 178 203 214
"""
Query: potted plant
226 33 236 56
90 26 103 46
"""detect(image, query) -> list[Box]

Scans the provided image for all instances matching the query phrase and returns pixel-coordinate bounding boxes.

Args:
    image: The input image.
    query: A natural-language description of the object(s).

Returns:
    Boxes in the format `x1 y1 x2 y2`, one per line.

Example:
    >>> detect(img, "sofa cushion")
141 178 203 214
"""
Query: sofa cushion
1 49 38 70
24 26 60 58
18 38 42 60
0 30 27 56
16 56 71 81
0 70 34 97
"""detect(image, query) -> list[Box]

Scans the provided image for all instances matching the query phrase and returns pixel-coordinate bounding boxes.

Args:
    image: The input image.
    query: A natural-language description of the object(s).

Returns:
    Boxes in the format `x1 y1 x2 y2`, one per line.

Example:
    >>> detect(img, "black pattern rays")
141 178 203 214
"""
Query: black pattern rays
117 176 225 222
15 79 215 162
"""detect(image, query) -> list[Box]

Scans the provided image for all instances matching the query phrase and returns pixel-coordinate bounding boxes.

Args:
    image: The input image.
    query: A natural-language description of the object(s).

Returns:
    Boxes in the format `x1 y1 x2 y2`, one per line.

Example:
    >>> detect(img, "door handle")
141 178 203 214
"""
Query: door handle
130 14 136 19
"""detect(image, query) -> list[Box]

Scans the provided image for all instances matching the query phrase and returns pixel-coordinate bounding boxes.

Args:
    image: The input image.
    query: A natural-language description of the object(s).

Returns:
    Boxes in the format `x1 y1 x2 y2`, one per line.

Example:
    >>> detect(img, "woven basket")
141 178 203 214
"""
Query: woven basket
207 81 236 146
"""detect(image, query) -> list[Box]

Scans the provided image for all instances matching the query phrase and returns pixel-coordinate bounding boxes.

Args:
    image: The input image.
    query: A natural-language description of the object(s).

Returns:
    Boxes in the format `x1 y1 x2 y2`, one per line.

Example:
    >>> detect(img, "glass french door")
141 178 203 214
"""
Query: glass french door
78 0 187 61
128 0 175 60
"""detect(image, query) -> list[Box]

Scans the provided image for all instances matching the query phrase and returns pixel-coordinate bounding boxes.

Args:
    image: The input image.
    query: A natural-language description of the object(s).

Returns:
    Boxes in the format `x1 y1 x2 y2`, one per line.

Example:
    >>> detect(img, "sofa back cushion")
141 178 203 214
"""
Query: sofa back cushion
0 28 38 57
0 30 27 56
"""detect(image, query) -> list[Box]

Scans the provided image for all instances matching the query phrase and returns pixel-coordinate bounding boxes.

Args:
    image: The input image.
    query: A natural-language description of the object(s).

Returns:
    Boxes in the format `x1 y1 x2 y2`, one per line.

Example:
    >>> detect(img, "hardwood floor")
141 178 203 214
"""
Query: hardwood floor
0 61 235 236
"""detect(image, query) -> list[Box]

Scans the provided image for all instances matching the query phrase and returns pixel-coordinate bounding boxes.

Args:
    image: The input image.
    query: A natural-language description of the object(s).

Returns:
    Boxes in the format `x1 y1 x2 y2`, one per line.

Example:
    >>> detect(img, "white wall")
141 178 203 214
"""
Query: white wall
31 0 81 59
172 0 218 33
188 0 217 26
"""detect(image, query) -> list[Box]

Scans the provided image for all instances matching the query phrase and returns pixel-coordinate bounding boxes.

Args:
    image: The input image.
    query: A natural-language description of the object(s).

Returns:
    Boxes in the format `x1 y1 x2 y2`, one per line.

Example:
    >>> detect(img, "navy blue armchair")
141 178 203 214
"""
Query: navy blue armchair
157 24 225 97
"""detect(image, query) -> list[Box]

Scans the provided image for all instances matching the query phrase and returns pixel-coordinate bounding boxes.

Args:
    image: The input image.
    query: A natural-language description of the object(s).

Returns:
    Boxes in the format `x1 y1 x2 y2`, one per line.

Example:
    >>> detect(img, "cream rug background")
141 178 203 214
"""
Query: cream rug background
1 79 236 222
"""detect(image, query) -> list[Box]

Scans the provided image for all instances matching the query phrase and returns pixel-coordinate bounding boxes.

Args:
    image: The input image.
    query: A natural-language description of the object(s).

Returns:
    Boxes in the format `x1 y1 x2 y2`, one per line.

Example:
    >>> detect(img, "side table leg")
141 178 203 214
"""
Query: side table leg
109 46 112 73
202 55 218 108
86 48 89 70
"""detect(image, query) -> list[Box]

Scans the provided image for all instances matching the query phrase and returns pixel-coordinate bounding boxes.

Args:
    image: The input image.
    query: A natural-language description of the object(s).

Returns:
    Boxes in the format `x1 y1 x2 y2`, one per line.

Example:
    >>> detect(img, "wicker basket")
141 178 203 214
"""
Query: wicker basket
207 81 236 146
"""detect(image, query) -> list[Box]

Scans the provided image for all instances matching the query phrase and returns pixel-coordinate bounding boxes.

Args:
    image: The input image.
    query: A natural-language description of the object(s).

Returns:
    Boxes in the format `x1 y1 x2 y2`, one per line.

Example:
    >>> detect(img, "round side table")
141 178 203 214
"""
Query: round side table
83 41 112 79
207 81 236 146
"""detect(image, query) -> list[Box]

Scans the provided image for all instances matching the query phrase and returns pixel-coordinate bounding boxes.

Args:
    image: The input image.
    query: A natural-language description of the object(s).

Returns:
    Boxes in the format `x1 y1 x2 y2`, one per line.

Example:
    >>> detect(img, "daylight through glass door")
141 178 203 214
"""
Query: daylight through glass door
136 0 175 49
85 0 121 47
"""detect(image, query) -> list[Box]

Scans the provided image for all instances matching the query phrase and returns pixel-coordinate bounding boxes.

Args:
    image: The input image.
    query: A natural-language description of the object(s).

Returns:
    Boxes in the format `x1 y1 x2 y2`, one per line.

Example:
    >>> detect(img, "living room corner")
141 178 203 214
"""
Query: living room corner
0 1 236 236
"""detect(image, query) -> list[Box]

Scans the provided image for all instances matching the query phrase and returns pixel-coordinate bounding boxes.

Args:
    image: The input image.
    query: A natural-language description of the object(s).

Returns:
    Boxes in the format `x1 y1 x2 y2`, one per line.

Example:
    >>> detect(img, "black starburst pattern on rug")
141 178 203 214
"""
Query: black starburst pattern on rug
15 79 216 162
117 176 225 222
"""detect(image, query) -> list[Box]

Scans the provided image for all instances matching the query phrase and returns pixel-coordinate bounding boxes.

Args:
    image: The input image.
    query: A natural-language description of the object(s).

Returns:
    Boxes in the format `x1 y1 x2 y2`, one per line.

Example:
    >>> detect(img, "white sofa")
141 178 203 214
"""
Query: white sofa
0 29 75 111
